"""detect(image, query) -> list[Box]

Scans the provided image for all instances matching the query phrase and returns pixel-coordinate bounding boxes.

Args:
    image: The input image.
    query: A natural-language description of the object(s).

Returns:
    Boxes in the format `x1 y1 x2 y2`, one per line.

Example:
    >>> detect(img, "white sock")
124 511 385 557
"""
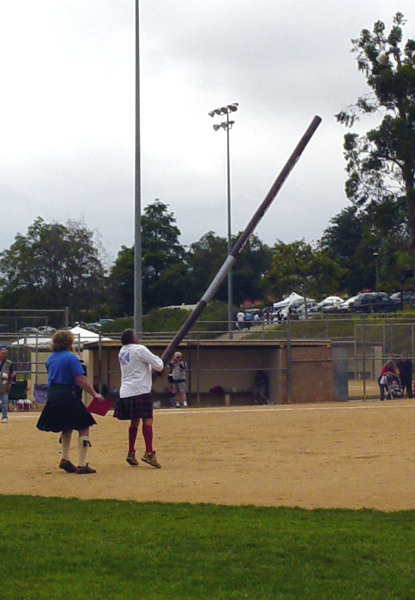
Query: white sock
61 431 72 461
78 436 91 467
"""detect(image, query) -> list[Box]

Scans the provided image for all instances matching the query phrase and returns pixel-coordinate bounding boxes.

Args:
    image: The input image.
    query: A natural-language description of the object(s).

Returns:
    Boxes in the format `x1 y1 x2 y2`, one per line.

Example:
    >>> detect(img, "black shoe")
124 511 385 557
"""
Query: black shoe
75 464 96 474
59 459 77 473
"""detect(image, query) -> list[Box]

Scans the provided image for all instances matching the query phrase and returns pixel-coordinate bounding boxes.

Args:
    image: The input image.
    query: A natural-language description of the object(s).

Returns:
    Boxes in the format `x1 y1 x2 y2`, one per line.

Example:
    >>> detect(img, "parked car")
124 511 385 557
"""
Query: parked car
38 326 56 334
18 327 41 334
337 296 359 312
296 300 317 318
390 291 415 305
350 292 400 313
309 297 342 313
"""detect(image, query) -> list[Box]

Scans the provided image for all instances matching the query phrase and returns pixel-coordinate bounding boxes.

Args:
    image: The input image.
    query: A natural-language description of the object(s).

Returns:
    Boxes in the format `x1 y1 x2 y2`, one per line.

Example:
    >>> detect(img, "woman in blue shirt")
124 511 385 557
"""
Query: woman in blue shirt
36 330 104 474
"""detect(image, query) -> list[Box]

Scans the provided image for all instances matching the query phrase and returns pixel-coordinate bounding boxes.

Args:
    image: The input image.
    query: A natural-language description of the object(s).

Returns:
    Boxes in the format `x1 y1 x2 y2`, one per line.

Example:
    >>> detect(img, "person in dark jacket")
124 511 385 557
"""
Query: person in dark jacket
397 352 413 398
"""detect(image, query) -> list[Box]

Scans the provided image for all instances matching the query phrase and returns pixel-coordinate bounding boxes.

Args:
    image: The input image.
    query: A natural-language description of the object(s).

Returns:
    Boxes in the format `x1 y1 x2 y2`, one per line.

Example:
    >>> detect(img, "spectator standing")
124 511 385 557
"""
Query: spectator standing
244 312 253 330
236 311 245 331
36 330 104 474
169 351 187 408
397 352 413 398
114 329 164 468
0 346 14 423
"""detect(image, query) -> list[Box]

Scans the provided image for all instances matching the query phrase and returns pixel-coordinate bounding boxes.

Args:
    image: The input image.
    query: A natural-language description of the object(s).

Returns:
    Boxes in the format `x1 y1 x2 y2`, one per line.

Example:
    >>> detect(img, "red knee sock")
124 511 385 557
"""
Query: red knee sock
142 424 153 453
129 426 138 453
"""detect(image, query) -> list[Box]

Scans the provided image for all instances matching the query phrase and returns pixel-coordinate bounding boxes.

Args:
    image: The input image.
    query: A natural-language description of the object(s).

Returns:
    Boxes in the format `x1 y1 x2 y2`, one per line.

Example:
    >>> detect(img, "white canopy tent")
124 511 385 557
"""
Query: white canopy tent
70 326 111 344
12 326 111 349
272 292 304 311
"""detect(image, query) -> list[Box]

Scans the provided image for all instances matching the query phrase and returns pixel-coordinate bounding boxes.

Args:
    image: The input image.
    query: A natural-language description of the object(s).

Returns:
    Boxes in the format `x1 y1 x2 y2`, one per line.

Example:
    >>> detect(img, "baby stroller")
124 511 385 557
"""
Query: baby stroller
383 373 404 399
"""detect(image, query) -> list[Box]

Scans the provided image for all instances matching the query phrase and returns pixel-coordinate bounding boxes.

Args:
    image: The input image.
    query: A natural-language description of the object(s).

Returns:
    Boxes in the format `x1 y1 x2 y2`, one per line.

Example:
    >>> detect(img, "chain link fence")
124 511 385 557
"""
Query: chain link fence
3 315 415 409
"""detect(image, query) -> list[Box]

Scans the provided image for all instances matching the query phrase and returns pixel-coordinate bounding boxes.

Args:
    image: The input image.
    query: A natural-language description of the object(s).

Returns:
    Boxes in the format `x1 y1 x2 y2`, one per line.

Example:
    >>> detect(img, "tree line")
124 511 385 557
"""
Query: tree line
0 196 410 325
0 13 414 324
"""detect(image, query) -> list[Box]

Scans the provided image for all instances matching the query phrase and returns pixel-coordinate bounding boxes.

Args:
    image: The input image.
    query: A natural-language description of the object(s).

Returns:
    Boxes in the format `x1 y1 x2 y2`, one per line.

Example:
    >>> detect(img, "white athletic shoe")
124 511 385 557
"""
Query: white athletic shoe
1 417 8 423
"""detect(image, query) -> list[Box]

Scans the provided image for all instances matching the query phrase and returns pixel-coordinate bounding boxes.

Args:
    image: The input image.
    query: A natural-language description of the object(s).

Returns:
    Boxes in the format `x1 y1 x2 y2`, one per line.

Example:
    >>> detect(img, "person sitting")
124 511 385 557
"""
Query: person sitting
252 370 270 405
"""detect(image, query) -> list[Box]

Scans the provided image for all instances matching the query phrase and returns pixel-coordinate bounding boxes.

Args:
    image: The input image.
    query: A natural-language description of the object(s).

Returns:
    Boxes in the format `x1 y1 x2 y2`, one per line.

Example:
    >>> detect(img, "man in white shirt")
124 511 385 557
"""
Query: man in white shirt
236 311 245 331
114 329 164 468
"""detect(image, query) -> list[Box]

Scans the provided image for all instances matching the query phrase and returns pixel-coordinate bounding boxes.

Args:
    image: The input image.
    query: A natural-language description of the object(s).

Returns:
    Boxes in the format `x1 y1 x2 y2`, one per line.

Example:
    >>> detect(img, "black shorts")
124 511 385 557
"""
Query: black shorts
113 393 153 421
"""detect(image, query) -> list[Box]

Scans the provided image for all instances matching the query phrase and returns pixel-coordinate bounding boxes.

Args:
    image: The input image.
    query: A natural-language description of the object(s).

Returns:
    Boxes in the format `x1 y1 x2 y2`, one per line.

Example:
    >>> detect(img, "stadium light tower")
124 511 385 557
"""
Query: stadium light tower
134 0 142 334
208 102 239 338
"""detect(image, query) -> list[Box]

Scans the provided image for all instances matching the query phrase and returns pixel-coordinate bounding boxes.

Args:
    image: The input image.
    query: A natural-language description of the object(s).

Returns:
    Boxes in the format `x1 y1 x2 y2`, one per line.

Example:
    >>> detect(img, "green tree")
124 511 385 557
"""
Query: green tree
109 200 191 314
188 232 229 303
188 232 272 305
263 240 345 301
109 245 134 317
320 199 409 294
336 12 415 253
0 217 106 323
141 200 190 308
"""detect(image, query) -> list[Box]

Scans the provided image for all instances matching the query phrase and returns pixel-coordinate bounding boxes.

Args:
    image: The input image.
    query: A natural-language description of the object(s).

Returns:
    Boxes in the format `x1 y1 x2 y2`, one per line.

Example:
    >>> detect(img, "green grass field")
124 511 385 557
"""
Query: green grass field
2 496 415 599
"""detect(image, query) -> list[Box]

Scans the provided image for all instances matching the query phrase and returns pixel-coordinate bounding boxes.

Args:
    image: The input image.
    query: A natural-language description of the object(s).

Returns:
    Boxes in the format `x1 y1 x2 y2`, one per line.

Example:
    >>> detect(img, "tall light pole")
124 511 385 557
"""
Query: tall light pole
134 0 142 334
373 252 379 290
208 102 239 337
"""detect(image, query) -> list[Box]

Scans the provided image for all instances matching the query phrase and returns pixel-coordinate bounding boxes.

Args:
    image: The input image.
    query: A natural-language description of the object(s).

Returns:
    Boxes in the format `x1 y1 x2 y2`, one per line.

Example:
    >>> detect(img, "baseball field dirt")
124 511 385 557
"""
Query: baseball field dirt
1 400 415 511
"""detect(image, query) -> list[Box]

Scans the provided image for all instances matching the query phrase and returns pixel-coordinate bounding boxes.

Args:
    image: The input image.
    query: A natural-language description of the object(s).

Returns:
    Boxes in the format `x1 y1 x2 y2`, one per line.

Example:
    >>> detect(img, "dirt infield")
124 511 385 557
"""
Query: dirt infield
2 400 415 511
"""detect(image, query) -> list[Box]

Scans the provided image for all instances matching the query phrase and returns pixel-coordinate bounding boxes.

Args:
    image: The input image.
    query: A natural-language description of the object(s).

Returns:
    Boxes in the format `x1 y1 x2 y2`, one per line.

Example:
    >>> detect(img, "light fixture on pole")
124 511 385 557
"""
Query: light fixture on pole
209 102 239 337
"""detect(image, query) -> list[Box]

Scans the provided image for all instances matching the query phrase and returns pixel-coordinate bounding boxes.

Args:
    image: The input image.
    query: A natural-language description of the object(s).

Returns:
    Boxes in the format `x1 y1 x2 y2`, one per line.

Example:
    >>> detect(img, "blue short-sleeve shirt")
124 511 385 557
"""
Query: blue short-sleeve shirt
46 351 85 386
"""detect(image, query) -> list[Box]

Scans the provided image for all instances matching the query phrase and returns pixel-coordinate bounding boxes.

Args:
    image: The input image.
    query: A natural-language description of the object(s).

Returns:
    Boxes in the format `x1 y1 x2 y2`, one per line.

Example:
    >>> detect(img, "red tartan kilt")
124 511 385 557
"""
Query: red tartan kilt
113 393 153 420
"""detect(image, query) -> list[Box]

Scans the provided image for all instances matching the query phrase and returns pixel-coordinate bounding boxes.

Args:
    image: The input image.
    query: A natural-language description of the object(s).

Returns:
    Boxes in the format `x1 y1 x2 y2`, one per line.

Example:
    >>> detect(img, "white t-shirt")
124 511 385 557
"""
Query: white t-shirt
118 343 164 398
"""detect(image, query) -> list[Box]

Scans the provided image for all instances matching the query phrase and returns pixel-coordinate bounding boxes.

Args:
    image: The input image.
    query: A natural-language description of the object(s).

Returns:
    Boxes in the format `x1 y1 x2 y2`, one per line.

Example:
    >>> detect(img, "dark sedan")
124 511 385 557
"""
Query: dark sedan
350 292 400 313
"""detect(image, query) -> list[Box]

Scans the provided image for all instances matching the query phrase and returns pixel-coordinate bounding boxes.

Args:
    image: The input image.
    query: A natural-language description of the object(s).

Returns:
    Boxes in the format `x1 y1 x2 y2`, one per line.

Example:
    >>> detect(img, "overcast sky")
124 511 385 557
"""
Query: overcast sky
1 1 414 263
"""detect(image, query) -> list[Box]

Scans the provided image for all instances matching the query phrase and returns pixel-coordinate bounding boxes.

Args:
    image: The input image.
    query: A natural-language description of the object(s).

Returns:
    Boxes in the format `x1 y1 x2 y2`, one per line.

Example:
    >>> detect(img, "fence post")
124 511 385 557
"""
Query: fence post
389 323 393 359
98 332 102 394
196 333 200 407
362 316 366 401
354 324 357 380
286 319 291 402
35 334 39 387
187 342 192 400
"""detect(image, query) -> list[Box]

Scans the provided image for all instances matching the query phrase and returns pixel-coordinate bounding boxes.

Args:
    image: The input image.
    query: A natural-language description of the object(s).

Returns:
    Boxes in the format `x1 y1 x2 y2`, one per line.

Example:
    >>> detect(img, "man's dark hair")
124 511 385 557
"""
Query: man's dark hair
121 329 136 346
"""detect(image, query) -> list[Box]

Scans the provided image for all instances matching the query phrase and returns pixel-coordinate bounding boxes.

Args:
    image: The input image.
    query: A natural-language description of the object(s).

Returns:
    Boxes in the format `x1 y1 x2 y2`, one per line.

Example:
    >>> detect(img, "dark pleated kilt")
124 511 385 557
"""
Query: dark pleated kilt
113 393 153 420
36 385 97 433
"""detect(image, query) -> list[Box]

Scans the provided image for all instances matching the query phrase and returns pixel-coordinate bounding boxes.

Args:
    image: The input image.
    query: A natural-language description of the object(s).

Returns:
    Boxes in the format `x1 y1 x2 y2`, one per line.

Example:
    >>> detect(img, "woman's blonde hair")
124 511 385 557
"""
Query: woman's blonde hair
51 330 74 352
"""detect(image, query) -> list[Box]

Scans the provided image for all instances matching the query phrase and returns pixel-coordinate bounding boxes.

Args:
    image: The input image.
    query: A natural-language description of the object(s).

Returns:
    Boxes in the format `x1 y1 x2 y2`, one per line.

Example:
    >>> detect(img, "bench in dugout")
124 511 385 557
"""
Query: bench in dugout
8 380 32 411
